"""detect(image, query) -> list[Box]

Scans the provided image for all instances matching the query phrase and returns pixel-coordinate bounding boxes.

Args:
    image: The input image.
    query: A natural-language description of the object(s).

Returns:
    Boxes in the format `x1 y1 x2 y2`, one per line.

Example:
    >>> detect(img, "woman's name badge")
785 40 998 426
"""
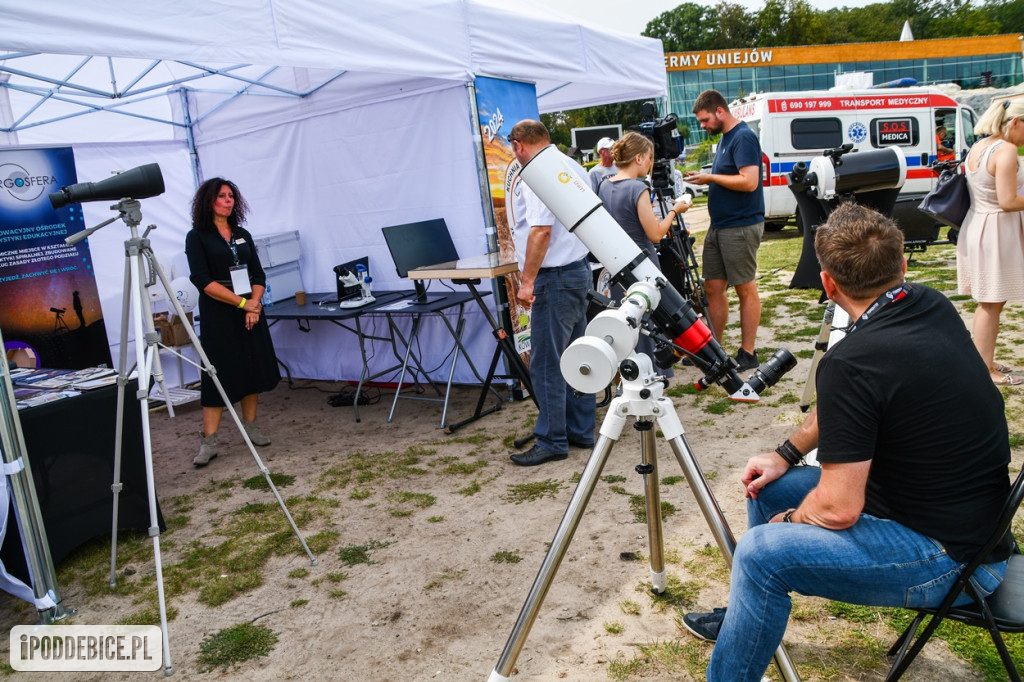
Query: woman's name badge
229 265 251 295
234 238 246 245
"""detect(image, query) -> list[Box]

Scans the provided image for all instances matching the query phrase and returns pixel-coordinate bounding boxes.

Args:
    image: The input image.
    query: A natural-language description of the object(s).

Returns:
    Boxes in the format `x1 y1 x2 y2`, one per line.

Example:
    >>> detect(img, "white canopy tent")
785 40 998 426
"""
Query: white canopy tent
0 0 667 386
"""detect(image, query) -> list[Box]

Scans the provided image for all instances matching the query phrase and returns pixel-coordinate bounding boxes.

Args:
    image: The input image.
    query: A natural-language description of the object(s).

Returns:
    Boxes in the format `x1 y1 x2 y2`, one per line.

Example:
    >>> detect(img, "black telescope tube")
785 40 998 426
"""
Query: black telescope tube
49 163 164 209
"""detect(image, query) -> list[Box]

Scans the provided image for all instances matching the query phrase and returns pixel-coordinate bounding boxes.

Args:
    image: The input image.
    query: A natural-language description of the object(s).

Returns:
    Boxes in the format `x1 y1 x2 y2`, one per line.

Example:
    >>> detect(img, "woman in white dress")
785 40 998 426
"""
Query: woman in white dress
957 98 1024 385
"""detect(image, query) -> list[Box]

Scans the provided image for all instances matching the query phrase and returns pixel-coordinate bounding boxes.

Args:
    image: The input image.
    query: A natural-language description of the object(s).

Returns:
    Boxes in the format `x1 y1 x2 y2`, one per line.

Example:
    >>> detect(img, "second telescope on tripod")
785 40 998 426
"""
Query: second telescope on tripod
49 163 165 209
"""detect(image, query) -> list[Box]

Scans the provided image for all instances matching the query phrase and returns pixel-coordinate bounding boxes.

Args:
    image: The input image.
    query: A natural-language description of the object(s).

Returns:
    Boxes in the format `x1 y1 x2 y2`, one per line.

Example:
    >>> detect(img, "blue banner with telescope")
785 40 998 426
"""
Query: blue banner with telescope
0 146 112 369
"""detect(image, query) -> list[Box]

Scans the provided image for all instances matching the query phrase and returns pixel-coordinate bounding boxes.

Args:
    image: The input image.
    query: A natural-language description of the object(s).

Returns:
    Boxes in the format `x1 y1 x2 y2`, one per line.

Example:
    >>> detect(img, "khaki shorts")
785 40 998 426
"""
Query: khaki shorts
702 222 764 286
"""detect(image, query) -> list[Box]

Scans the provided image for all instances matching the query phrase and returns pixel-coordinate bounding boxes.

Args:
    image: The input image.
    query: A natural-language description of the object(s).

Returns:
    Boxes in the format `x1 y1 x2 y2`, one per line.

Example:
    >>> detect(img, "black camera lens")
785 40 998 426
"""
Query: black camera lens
745 349 797 394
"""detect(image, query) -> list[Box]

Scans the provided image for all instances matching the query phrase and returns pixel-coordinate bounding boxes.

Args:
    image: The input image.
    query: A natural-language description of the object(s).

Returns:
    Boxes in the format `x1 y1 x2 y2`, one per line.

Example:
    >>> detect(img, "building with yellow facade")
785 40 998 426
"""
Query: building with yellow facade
666 34 1023 142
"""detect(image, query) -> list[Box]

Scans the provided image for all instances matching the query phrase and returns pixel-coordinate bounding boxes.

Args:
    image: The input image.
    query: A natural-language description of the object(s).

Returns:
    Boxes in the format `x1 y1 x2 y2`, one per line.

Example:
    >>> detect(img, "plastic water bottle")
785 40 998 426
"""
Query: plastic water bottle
262 281 274 308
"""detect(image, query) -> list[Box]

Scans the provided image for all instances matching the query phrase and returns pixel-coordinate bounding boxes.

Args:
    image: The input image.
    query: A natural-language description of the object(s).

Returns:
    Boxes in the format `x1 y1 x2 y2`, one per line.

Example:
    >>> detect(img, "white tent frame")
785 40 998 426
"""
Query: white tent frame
0 2 667 389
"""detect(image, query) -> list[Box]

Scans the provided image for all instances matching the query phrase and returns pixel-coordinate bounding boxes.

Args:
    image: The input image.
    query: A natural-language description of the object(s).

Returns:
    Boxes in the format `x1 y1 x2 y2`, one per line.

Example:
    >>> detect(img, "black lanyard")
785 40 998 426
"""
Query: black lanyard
846 282 911 334
224 230 239 265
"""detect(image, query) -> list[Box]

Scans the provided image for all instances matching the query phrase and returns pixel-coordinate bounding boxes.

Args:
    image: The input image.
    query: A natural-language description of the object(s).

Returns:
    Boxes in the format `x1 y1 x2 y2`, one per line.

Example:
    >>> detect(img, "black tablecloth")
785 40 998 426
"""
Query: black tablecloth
1 381 163 584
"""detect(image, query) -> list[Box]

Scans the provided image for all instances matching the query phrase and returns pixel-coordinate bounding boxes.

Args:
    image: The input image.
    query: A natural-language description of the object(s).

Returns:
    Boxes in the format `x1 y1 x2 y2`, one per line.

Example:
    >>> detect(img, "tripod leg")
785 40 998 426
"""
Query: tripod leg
125 240 174 674
110 256 133 587
150 251 318 567
636 418 666 594
489 404 629 682
799 301 833 412
660 422 802 681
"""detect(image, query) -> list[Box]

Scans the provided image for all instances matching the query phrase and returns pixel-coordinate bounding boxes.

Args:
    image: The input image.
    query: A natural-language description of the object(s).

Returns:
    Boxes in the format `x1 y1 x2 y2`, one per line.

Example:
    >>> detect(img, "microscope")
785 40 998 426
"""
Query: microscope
333 263 375 309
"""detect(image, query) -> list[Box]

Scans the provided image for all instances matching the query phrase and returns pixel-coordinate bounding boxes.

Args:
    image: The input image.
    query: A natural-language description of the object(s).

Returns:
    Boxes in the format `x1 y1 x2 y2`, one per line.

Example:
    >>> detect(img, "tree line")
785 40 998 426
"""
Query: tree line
542 0 1022 149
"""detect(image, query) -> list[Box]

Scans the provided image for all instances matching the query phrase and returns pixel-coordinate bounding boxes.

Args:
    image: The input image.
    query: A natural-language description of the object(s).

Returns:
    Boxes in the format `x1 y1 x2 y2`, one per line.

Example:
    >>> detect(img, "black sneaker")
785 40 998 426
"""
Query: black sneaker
682 607 727 642
735 349 759 372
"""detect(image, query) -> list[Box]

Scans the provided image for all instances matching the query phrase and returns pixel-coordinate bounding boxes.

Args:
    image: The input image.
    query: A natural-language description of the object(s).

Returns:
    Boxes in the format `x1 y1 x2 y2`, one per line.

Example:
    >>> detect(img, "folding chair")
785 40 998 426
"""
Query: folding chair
885 469 1024 681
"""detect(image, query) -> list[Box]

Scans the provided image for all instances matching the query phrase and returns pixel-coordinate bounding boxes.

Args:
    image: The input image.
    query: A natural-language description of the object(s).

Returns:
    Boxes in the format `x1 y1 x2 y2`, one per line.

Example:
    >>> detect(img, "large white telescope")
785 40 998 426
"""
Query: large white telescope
516 145 793 401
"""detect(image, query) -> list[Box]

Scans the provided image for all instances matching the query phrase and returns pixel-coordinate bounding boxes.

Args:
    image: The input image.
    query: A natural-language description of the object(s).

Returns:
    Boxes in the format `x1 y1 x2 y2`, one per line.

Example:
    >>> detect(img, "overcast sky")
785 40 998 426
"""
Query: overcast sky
541 0 882 38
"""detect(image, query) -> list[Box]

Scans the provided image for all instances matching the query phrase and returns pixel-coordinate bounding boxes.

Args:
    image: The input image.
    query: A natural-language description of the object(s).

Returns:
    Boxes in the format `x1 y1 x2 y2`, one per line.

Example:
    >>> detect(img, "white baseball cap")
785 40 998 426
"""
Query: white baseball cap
596 137 614 151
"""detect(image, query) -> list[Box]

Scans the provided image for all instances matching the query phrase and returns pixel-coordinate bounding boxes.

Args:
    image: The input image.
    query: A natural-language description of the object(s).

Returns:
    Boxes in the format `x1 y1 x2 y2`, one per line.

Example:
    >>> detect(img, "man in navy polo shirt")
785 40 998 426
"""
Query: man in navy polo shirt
685 89 765 371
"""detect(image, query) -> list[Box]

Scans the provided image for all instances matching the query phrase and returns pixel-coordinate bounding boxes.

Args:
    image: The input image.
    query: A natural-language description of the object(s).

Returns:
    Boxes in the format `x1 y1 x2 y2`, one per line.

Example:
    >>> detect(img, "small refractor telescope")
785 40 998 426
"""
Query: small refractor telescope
49 163 165 209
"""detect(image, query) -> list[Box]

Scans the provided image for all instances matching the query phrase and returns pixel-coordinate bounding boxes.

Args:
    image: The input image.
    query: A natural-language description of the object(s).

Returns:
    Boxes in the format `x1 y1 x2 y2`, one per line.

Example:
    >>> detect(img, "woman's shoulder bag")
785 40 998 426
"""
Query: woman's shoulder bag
918 160 970 229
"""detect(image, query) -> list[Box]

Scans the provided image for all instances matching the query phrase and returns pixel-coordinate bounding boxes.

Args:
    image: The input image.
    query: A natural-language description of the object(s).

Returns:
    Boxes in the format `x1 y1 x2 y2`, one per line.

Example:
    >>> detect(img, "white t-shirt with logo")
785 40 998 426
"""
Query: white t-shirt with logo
508 153 590 269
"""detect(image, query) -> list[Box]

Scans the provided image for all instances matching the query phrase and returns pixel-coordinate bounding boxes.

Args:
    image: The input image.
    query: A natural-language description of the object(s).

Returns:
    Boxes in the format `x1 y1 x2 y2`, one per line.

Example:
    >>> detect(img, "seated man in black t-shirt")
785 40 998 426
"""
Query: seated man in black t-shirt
682 202 1015 682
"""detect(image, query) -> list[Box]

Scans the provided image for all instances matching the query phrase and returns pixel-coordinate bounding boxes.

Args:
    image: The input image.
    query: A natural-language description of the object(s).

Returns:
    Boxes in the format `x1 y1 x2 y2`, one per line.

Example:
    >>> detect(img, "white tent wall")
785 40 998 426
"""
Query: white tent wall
1 0 668 388
191 82 496 383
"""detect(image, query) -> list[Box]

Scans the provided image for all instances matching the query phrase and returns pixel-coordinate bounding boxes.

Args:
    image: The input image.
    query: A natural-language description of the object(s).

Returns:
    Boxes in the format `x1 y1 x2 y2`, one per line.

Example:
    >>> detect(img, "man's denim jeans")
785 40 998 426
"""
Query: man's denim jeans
708 465 1007 682
529 258 595 453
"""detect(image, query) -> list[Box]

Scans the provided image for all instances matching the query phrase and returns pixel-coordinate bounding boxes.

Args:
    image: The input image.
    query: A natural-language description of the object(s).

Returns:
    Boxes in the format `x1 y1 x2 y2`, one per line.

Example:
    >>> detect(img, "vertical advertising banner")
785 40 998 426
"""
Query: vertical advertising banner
0 147 112 369
473 76 539 360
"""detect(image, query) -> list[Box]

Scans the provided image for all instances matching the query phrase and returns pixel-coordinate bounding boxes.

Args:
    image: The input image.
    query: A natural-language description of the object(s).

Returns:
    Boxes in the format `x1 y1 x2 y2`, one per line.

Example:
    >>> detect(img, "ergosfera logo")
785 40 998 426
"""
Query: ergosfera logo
0 163 57 202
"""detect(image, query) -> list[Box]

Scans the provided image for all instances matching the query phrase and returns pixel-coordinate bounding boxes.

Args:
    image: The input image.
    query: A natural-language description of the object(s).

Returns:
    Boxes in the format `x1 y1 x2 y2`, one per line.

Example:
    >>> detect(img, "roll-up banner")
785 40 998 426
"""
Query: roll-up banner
0 147 112 369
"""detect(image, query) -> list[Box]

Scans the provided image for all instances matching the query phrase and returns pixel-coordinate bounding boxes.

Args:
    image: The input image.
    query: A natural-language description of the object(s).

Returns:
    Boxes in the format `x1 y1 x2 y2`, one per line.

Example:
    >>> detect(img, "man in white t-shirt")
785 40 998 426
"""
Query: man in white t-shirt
506 119 596 466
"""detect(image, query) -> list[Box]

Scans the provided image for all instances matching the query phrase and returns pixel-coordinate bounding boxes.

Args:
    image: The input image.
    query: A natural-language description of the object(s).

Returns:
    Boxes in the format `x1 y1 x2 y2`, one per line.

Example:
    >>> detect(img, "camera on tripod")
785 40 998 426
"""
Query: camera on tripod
637 101 681 196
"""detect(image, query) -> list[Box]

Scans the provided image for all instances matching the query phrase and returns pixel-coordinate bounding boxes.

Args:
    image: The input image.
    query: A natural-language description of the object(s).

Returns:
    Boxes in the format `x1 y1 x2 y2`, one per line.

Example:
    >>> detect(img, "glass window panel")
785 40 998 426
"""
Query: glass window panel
791 118 843 149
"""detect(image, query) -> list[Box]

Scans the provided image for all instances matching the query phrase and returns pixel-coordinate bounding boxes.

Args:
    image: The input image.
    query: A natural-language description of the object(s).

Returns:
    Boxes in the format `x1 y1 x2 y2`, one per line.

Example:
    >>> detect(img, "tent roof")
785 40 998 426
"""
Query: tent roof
0 0 667 142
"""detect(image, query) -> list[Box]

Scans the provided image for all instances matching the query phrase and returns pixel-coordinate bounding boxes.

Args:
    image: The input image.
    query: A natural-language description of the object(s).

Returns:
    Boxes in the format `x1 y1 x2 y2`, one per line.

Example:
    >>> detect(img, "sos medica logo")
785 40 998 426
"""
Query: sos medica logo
0 162 58 203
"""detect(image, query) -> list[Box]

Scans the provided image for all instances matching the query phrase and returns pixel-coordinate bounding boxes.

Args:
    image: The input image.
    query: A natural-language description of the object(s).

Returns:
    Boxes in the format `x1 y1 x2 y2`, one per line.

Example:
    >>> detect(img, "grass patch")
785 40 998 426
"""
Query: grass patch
644 574 702 612
386 491 436 513
703 398 734 415
619 599 641 616
607 638 710 681
437 459 488 475
491 550 523 564
338 539 392 567
197 622 278 672
503 479 563 504
628 494 677 524
242 472 295 491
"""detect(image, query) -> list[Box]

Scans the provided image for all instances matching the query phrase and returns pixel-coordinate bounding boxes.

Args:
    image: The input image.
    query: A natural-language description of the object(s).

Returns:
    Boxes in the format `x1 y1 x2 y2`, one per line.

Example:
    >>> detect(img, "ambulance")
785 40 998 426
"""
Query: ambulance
730 87 978 234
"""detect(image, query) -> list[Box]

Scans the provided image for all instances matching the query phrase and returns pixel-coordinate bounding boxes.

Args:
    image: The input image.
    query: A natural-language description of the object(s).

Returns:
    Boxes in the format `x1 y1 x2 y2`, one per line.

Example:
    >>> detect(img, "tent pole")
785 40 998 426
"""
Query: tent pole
177 88 202 188
0 326 71 624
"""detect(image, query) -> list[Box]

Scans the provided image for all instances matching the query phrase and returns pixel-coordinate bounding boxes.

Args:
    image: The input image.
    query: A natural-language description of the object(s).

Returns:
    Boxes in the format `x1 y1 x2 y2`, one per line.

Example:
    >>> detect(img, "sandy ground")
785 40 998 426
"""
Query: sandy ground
1 205 1016 681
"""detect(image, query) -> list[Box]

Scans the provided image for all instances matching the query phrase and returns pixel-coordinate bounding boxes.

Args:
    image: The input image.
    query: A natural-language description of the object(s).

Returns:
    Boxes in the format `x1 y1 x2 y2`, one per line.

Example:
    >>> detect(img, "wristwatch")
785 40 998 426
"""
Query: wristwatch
782 508 797 523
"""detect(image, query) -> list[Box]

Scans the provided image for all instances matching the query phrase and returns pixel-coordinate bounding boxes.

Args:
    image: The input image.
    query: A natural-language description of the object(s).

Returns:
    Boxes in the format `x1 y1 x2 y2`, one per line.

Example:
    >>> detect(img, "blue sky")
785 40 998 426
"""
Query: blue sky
541 0 883 37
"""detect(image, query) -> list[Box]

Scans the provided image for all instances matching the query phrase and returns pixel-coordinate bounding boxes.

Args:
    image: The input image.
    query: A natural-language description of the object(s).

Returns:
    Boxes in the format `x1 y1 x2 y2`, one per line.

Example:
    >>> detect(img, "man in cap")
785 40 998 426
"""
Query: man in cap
588 137 618 192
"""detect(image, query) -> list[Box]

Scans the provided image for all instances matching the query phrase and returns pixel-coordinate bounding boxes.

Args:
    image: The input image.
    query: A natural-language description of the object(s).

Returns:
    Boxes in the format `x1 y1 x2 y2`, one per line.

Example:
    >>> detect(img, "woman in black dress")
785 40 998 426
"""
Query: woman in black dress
185 178 280 466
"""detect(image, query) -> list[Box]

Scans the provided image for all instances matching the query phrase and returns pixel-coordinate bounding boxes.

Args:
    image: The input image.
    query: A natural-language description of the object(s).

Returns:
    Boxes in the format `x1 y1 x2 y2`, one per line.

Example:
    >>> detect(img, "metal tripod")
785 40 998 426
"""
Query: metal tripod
653 188 710 323
799 301 850 412
488 354 801 681
68 198 318 676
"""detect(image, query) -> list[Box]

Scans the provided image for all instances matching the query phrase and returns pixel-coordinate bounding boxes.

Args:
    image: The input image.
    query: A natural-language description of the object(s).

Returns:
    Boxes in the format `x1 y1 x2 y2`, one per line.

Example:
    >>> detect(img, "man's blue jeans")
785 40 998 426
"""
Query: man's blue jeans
530 258 595 453
708 466 1008 682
